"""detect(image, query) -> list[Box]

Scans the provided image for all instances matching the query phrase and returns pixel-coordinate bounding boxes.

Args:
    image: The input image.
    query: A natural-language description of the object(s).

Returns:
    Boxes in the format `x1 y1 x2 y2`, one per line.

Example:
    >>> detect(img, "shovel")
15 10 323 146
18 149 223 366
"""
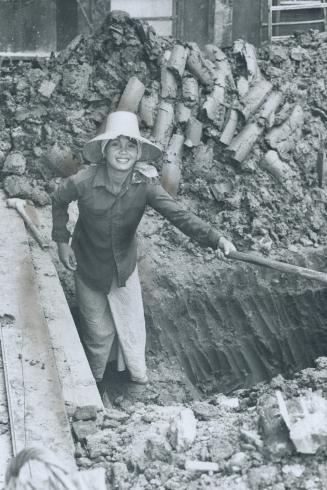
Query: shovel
228 250 327 285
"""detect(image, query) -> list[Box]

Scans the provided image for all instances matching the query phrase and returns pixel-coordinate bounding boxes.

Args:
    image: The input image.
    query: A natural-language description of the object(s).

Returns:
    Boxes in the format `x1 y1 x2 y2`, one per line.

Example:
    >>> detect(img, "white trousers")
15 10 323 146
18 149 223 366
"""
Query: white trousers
75 266 147 381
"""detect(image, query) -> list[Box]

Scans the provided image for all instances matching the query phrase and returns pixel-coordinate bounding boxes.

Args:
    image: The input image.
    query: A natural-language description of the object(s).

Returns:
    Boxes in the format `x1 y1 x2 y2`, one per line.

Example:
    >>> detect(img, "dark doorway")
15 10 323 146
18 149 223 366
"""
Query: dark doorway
0 0 56 54
175 0 215 47
232 0 262 46
56 0 79 51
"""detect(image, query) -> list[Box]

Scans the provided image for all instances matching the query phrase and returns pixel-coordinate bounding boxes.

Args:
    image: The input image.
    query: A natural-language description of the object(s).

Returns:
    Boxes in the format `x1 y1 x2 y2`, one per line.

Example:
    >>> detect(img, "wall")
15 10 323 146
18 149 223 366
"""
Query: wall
214 0 233 47
232 0 262 46
0 0 56 55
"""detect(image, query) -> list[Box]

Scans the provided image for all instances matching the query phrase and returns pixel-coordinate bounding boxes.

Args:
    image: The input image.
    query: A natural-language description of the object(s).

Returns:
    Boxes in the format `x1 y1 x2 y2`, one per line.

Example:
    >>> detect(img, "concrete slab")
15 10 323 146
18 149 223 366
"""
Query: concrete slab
0 193 76 471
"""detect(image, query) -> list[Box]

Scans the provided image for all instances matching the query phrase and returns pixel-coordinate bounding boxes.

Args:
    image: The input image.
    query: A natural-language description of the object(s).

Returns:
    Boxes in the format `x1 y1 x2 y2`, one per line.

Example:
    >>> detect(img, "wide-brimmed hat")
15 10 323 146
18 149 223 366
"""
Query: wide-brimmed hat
83 111 162 163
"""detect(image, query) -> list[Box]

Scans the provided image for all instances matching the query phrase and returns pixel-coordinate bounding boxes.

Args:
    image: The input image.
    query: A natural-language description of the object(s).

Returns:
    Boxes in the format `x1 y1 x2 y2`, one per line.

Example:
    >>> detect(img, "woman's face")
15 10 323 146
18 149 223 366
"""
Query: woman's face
105 136 139 173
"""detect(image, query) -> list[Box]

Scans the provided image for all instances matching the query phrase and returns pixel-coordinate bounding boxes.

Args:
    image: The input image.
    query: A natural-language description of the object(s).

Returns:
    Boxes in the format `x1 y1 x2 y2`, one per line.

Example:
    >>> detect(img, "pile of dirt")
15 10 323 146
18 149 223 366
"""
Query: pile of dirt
0 13 327 252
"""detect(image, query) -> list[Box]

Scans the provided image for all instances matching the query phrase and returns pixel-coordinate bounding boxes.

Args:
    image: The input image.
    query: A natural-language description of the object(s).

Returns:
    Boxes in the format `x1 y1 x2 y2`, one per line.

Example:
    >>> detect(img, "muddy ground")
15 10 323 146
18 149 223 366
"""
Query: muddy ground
1 10 327 489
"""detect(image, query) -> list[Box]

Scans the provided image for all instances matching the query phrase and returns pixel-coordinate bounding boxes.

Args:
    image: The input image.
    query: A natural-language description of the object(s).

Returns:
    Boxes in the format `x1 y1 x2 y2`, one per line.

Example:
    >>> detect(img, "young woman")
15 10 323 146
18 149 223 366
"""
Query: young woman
52 111 236 405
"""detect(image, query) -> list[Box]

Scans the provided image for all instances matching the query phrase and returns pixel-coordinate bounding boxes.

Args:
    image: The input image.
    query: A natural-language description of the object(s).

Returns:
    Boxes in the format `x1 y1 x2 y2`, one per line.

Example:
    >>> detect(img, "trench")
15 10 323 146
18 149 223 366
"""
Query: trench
136 224 327 395
65 241 327 399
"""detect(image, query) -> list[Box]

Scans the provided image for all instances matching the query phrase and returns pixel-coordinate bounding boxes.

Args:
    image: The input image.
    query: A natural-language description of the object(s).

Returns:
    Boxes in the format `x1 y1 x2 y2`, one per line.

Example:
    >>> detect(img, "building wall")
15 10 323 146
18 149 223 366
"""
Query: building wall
232 0 262 46
0 0 56 55
214 0 233 47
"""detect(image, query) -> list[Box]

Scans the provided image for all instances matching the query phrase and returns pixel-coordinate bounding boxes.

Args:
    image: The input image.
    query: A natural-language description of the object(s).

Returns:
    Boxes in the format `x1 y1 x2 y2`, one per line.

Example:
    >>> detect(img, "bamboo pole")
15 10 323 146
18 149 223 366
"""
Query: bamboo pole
203 44 235 89
161 66 178 99
220 109 239 146
182 74 199 106
139 86 160 128
265 105 304 149
152 101 175 149
228 250 327 285
175 102 191 125
238 79 273 122
161 134 184 197
184 118 203 147
203 81 225 123
260 150 294 184
316 140 327 187
227 123 263 163
186 43 215 87
258 91 283 128
117 76 146 113
167 44 188 79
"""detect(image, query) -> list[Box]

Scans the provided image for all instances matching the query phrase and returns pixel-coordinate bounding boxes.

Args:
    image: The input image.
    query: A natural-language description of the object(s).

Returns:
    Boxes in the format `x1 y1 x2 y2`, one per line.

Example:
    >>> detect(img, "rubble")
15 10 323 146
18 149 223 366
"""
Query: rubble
1 10 327 489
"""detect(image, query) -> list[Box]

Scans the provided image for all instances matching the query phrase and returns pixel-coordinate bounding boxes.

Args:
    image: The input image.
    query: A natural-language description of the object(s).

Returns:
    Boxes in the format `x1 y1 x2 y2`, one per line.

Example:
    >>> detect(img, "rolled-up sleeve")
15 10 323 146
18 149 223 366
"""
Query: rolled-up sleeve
146 183 220 249
51 176 80 243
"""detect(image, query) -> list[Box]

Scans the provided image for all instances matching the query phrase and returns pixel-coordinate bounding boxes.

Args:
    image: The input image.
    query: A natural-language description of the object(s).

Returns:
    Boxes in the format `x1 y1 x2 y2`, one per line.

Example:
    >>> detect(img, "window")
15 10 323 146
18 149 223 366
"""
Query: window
110 0 174 36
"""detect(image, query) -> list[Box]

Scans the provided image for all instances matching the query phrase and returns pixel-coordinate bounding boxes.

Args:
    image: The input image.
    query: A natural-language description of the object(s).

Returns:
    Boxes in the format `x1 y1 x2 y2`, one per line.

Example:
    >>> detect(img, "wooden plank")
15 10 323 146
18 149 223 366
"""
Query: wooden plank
0 347 12 487
268 0 273 42
30 237 103 410
0 195 76 471
272 18 325 24
272 3 327 11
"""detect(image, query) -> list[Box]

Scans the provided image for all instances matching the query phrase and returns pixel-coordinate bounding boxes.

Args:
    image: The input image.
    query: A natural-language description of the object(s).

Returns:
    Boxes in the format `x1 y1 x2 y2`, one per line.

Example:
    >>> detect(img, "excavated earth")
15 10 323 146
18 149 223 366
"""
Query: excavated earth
1 11 327 489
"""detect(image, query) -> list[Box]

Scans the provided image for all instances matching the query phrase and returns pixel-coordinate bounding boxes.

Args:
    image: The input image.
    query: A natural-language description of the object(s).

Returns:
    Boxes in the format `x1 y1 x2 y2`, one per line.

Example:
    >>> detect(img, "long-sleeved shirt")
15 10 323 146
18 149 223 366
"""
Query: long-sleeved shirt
52 163 220 292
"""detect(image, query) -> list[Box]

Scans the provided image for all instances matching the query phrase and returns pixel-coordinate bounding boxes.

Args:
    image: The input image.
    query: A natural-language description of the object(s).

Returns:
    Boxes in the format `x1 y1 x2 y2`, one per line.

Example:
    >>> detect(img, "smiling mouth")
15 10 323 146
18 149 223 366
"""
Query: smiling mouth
116 158 130 163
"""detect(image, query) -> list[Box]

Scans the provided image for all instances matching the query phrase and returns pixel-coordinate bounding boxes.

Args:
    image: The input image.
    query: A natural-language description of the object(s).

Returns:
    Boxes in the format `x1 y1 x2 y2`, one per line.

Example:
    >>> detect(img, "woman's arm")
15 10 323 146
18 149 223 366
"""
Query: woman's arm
51 176 80 243
146 182 235 254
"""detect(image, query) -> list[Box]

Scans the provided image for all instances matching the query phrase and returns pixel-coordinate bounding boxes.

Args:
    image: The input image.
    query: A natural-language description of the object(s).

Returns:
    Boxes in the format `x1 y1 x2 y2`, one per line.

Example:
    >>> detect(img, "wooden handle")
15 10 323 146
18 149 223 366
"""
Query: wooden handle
16 209 49 249
228 250 327 285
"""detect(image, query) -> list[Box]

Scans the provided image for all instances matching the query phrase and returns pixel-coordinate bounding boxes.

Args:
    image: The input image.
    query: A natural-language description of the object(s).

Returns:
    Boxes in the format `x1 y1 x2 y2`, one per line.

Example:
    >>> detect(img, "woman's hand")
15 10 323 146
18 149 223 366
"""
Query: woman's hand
57 242 77 271
217 236 236 259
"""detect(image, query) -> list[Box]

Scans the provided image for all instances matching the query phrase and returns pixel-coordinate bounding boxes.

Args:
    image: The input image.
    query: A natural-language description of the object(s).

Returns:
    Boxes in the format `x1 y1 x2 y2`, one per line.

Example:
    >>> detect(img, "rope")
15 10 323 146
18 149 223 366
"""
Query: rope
5 448 69 486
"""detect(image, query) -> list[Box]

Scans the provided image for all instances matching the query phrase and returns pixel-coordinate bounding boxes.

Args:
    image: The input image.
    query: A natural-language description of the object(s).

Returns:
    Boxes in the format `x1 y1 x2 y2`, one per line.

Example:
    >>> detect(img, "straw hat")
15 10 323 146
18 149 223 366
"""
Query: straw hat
83 111 162 163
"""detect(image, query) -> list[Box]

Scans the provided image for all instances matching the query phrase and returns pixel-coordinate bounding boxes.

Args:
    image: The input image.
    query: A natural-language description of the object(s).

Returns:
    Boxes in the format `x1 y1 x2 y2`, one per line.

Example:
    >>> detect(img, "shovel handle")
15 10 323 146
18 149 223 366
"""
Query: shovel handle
228 250 327 285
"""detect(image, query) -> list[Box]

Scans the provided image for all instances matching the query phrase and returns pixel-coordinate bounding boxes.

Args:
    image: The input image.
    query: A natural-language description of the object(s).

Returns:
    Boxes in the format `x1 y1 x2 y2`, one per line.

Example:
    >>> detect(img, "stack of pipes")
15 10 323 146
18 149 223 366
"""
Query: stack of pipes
111 37 304 197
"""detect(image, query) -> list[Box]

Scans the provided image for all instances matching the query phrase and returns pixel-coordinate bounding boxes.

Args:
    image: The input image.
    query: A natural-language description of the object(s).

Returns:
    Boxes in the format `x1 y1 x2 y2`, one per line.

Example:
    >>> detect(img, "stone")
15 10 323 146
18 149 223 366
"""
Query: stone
192 401 220 420
290 47 306 62
86 429 117 459
0 150 6 167
76 457 93 468
282 464 304 478
145 433 173 463
4 175 34 199
104 407 130 422
30 187 51 206
62 63 93 99
0 131 12 152
112 462 129 487
43 143 81 177
316 357 327 370
38 80 57 98
2 152 26 175
73 405 98 421
247 465 279 489
239 429 263 450
168 408 197 452
270 45 288 64
72 420 98 441
11 125 42 150
229 451 248 469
